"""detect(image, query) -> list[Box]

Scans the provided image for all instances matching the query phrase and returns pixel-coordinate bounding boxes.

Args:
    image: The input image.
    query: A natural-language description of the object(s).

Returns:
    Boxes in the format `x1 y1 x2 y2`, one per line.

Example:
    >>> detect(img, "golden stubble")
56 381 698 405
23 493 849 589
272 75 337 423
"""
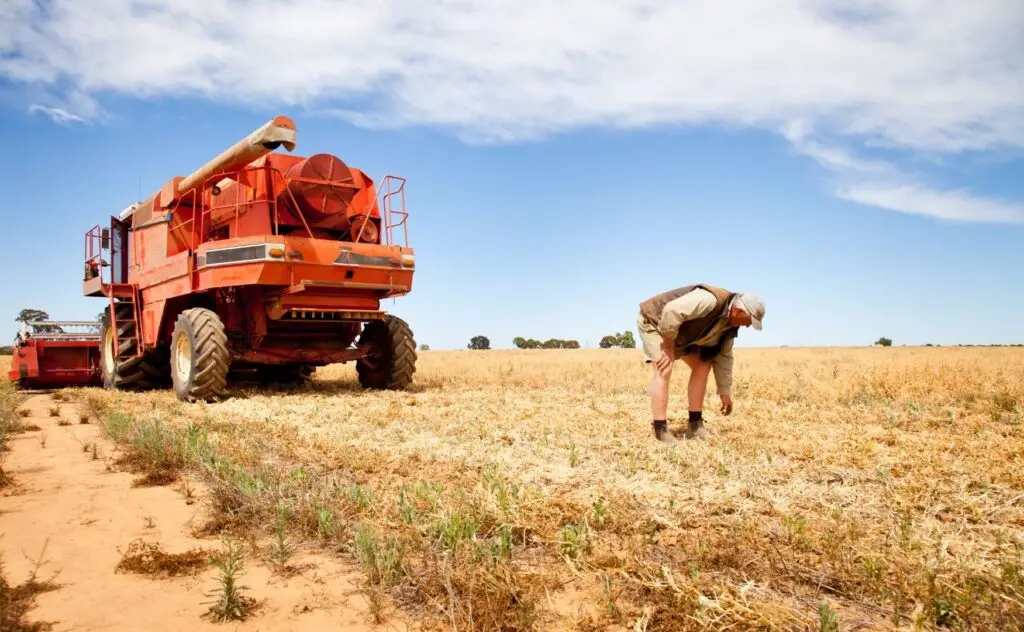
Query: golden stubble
12 346 1023 629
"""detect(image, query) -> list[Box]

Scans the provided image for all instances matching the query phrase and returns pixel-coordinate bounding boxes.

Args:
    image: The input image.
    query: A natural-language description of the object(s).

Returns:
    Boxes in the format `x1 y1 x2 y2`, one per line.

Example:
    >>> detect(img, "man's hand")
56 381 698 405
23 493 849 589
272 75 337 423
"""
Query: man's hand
654 351 673 373
719 394 733 416
655 338 675 373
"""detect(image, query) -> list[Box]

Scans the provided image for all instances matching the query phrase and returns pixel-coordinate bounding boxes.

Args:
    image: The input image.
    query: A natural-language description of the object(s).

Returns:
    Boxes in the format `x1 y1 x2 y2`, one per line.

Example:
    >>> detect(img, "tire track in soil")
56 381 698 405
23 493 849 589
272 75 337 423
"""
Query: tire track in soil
0 392 410 631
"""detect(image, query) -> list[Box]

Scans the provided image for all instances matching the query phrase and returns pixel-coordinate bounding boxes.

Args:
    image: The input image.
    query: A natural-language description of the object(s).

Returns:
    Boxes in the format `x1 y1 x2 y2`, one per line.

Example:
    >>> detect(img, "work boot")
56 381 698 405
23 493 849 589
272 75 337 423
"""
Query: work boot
683 418 709 440
652 420 678 443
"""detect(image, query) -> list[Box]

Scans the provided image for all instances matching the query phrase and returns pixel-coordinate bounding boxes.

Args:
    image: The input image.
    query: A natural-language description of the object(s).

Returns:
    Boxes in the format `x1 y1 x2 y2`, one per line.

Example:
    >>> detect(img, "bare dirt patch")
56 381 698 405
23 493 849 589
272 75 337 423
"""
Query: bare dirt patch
0 389 413 631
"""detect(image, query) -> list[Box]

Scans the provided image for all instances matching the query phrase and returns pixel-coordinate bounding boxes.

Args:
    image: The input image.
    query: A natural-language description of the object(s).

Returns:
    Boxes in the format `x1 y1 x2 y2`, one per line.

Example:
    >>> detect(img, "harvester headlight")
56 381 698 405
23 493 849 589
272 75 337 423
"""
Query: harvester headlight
400 254 415 267
268 247 285 258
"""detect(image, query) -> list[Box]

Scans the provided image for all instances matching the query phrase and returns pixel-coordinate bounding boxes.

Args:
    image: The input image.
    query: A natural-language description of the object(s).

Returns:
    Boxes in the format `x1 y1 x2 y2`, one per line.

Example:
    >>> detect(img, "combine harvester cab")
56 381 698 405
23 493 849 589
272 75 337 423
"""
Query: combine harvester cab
8 321 103 389
83 115 417 403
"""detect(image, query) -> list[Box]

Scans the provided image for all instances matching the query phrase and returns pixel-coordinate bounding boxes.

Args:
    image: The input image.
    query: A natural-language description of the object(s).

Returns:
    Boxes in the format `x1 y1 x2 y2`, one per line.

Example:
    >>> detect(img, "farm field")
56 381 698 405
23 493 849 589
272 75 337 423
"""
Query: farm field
1 346 1022 631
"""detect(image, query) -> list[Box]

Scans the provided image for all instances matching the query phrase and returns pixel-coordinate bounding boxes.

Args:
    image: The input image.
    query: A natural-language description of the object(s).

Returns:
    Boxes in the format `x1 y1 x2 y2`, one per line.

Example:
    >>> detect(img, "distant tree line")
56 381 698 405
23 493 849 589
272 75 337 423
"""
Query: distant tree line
600 331 636 349
512 337 580 349
464 330 639 350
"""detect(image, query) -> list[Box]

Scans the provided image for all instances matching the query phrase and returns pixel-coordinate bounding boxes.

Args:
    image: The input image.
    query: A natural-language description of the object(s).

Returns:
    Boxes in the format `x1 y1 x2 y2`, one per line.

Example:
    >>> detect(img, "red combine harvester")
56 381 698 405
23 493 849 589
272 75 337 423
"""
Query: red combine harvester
8 321 103 389
83 115 417 402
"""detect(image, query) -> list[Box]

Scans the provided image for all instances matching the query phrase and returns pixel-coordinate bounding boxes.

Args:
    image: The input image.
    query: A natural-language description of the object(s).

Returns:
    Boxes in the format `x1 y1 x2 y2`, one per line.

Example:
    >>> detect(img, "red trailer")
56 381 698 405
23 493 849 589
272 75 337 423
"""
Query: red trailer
7 321 103 389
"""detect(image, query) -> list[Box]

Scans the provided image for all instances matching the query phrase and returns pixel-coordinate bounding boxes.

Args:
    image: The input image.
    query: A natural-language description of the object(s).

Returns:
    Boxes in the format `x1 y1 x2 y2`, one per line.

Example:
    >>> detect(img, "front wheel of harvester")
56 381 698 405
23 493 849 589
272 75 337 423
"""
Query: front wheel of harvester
99 307 161 391
170 308 230 403
356 315 417 390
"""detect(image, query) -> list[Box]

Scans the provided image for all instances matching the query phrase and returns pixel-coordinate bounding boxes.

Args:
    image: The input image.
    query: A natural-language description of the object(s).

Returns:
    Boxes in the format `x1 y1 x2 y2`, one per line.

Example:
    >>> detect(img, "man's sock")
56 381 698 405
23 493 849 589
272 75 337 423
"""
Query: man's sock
688 411 703 428
652 419 668 437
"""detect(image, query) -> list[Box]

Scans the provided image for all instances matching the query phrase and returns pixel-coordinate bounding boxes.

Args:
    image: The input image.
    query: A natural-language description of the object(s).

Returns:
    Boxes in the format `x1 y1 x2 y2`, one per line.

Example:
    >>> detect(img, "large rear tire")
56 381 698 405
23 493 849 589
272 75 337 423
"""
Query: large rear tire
99 304 170 391
356 315 416 390
170 307 230 402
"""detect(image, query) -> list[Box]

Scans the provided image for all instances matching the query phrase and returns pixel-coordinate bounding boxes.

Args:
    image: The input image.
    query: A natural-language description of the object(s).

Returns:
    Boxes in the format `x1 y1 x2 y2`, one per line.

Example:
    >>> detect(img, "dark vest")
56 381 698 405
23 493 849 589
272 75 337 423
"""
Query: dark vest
639 284 739 360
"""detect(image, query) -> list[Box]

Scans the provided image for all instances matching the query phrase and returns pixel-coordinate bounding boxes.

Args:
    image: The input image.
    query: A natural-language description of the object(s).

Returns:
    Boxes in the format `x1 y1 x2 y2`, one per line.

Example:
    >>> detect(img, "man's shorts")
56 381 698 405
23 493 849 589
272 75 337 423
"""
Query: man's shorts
636 312 667 364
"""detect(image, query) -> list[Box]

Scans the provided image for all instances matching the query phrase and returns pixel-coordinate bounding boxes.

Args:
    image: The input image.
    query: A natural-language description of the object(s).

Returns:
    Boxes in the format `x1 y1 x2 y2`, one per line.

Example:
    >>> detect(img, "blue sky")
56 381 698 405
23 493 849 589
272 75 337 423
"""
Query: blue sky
1 1 1022 349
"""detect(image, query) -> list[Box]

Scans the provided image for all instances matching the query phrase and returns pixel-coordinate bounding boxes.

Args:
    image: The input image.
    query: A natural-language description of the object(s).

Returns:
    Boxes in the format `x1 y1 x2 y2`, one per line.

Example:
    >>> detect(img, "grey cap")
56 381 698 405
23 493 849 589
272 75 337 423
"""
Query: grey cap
736 292 765 330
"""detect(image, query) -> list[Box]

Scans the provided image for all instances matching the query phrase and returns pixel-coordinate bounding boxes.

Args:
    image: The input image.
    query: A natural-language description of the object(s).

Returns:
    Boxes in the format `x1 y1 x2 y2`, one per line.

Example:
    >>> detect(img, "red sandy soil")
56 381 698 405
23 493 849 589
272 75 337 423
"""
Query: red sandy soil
0 392 413 631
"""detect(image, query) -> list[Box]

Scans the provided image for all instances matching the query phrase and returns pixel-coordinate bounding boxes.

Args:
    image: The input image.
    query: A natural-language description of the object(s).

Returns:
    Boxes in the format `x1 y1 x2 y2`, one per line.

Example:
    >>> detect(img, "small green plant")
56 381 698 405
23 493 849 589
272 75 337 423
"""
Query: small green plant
354 523 405 589
316 508 334 542
782 514 810 550
346 484 373 512
434 509 477 552
602 573 621 620
267 503 294 572
558 523 591 561
591 497 607 529
817 601 839 632
203 540 253 622
47 407 59 417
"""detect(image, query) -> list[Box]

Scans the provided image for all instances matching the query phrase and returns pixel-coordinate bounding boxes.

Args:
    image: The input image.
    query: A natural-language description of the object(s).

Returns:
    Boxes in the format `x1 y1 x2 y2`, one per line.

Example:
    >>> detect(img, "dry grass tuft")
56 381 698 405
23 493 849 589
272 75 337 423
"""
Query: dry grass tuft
0 381 29 488
99 411 204 487
0 557 59 632
0 539 60 632
68 347 1024 630
115 539 211 578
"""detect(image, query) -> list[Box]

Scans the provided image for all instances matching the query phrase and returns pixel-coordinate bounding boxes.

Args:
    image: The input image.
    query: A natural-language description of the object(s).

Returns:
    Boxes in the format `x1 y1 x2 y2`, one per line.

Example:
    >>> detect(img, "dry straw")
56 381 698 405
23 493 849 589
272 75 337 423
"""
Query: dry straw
20 346 1024 630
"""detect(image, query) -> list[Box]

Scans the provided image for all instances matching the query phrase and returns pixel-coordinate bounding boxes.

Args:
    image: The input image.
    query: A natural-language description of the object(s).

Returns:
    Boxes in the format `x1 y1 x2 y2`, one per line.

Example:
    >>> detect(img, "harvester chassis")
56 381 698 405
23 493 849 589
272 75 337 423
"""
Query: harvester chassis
98 300 416 402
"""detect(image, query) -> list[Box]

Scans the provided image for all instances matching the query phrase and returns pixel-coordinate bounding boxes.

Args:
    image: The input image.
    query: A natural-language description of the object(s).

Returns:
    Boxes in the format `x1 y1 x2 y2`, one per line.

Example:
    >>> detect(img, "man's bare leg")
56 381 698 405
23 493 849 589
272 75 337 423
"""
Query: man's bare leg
680 353 712 438
650 361 676 442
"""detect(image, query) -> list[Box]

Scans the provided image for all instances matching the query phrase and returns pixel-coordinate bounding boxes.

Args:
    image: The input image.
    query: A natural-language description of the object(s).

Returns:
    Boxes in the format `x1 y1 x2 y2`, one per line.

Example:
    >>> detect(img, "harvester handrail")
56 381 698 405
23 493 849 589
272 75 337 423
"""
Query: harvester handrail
27 320 101 327
379 175 408 248
19 320 102 341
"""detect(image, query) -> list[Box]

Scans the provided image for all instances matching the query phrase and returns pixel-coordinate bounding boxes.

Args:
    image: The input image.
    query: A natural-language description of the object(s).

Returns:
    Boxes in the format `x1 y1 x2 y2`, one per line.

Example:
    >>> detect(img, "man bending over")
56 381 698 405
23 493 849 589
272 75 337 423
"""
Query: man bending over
636 284 765 442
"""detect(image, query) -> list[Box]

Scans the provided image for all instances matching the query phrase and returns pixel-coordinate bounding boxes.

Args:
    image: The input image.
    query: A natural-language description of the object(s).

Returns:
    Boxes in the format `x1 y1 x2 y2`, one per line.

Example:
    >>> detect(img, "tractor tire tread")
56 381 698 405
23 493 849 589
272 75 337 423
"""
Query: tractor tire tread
100 310 159 392
386 316 417 389
174 308 229 402
356 315 417 390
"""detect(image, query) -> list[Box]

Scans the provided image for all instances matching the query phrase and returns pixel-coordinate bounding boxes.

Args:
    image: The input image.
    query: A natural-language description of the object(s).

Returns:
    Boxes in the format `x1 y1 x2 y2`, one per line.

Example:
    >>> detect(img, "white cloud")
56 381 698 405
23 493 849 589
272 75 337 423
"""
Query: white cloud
837 184 1024 224
2 0 1022 221
28 104 85 125
783 119 1024 224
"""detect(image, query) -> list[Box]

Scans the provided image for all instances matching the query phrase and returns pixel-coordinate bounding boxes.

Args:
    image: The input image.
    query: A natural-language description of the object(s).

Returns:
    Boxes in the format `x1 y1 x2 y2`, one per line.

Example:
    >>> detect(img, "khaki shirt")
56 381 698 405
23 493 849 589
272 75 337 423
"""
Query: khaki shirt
657 288 735 396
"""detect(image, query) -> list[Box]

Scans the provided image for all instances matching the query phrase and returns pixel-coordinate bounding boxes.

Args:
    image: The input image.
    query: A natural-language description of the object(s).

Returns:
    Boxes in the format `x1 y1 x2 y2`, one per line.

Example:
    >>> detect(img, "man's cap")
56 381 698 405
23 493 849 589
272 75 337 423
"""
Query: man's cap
736 293 765 330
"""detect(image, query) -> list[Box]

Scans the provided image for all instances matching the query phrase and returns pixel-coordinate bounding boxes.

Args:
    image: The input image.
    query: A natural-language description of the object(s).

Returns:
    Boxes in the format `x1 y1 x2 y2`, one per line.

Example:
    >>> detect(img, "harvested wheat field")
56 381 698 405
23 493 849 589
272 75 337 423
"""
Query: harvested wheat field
1 346 1023 631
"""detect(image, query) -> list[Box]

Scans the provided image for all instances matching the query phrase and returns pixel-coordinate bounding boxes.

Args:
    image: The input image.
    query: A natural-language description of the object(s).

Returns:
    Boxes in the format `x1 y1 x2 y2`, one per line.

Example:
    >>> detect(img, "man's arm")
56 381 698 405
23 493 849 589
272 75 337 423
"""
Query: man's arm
657 289 718 347
711 336 734 396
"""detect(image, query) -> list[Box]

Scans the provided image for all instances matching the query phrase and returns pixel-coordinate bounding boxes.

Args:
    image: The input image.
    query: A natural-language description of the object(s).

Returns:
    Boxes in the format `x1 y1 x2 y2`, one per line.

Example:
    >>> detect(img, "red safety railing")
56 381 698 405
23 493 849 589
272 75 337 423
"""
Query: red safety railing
378 175 408 248
170 167 410 252
84 166 412 288
84 225 103 280
84 224 114 285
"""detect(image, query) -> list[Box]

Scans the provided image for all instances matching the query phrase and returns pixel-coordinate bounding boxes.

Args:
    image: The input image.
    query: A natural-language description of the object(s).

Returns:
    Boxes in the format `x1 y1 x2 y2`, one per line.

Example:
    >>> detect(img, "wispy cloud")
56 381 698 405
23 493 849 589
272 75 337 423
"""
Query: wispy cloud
28 104 85 125
783 119 1024 224
1 0 1022 221
837 184 1024 224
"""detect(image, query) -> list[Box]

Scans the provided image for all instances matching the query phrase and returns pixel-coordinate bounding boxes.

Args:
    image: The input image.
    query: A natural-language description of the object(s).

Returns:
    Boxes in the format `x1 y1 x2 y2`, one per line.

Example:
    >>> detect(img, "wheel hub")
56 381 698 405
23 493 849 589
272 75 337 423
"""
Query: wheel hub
173 333 192 384
102 325 115 374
